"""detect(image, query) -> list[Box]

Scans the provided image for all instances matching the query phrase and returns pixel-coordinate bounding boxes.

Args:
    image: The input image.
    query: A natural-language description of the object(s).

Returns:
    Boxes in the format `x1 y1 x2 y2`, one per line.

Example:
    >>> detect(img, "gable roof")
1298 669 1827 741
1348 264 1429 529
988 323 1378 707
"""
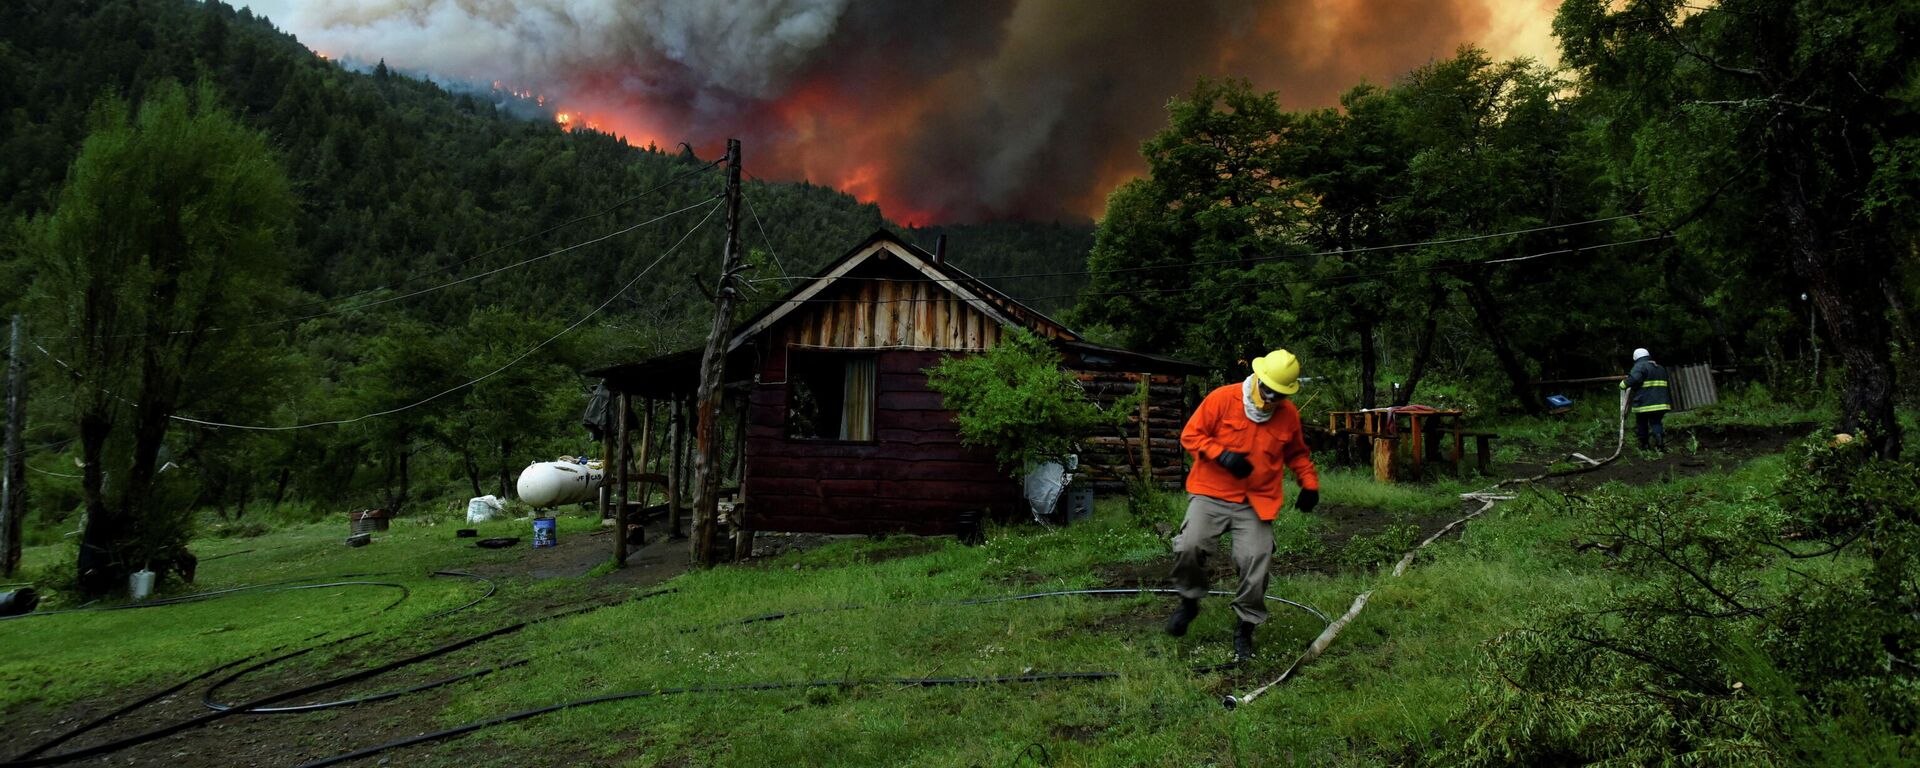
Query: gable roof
587 229 1208 391
727 229 1080 351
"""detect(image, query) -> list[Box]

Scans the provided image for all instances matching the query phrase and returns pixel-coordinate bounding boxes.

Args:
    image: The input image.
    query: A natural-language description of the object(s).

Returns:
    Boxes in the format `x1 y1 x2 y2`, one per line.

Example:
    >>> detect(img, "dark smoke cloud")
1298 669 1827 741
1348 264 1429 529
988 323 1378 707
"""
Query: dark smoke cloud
245 0 1557 223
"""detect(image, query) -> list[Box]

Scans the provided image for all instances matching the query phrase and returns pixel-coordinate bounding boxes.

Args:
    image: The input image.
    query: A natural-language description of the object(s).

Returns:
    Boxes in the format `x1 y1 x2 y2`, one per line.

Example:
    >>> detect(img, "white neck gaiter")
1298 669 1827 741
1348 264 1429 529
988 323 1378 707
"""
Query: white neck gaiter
1241 375 1274 423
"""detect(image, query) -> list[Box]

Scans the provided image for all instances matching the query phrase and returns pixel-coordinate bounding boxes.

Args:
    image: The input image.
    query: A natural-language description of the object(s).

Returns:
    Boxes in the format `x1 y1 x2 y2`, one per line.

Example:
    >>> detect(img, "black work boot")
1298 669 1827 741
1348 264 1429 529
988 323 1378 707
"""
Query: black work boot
1165 597 1200 637
1235 621 1258 661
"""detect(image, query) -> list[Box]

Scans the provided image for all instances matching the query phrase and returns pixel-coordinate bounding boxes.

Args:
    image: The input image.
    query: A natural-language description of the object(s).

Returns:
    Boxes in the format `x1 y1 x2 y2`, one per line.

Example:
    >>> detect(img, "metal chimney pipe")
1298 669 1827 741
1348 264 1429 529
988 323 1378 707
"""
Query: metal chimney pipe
933 234 947 264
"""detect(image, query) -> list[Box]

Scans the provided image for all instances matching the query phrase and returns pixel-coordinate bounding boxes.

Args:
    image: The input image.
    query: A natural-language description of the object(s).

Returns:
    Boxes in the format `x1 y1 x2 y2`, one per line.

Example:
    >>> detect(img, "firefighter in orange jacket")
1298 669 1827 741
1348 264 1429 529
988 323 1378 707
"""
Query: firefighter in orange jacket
1167 349 1320 661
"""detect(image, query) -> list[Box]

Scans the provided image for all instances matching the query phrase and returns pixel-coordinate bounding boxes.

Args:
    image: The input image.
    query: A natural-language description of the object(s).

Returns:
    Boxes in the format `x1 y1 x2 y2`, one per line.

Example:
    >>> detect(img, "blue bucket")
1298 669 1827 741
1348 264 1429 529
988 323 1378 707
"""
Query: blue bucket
532 517 557 548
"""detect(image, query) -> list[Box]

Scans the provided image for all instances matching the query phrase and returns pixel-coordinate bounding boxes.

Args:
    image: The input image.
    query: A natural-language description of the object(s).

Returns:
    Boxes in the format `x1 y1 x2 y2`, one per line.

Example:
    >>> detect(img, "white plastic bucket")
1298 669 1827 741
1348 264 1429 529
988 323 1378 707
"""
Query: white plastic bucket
128 569 155 601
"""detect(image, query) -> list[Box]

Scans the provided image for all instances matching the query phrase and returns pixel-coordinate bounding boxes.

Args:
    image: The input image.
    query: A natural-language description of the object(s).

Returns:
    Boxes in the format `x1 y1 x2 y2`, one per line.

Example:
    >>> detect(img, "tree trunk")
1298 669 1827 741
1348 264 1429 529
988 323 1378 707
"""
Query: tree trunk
1461 274 1543 414
462 448 483 500
76 411 120 597
1769 126 1901 458
498 438 513 501
1399 285 1446 406
1358 315 1377 409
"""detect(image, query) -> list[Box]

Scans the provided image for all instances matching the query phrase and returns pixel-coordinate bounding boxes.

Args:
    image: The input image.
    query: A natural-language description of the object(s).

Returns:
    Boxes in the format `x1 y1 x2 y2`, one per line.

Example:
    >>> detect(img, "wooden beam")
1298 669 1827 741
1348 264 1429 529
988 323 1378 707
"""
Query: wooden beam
731 398 752 560
632 399 654 546
666 398 683 540
613 390 630 568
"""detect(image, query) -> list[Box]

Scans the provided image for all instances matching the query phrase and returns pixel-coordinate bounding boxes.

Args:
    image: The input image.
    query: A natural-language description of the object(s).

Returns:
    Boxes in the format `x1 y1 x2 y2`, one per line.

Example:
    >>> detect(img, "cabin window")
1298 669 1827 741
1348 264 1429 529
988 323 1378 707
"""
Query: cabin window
786 352 876 441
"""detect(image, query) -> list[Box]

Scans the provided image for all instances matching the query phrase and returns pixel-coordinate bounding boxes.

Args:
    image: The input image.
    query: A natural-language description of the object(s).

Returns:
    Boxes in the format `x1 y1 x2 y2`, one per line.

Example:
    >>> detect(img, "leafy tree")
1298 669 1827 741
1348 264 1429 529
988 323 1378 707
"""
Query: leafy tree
1556 0 1920 456
926 329 1137 475
23 81 295 596
1075 79 1308 369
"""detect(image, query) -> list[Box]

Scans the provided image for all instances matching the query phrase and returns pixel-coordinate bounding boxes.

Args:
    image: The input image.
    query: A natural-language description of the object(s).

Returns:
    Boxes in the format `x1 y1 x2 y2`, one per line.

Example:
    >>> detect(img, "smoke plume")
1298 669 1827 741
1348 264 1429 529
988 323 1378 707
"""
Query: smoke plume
245 0 1559 223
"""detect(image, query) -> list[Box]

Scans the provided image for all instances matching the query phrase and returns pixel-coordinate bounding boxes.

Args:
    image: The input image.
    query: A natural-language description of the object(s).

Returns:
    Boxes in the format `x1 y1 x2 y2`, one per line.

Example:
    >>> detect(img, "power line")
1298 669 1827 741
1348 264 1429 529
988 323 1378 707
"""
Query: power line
747 233 1673 309
227 196 723 331
170 201 724 431
740 173 789 280
273 158 724 317
41 194 723 342
746 211 1656 287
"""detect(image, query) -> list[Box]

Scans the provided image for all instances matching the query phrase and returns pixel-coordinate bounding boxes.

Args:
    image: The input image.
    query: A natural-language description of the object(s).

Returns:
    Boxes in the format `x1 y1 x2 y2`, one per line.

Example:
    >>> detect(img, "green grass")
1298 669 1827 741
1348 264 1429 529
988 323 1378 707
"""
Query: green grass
0 510 606 711
0 451 1808 767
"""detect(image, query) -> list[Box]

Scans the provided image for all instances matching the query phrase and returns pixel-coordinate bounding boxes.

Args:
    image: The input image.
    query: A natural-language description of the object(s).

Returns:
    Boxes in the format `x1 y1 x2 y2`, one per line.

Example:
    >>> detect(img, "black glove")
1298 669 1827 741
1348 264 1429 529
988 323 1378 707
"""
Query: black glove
1295 488 1319 513
1215 450 1254 479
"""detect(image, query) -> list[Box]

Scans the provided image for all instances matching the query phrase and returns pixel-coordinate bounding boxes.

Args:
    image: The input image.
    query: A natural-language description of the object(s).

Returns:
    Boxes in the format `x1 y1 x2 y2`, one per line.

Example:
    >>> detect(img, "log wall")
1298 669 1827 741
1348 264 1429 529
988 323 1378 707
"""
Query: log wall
1074 371 1191 492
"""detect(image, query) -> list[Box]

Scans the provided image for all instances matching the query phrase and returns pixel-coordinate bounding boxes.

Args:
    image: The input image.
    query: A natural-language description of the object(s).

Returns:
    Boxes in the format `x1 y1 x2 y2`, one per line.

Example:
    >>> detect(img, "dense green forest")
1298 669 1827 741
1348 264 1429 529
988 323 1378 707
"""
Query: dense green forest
0 0 1091 562
1075 39 1917 439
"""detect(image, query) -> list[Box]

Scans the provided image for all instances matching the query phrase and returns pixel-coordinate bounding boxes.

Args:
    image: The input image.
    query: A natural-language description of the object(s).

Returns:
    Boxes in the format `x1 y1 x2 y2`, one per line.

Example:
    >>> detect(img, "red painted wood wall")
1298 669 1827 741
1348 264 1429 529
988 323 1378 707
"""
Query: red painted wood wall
743 348 1022 535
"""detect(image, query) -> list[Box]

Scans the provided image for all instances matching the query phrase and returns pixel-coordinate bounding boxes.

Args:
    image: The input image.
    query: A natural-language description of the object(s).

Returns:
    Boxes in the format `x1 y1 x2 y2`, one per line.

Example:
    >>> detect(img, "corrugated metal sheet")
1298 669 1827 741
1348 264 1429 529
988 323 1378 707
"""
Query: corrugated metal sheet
1670 363 1718 411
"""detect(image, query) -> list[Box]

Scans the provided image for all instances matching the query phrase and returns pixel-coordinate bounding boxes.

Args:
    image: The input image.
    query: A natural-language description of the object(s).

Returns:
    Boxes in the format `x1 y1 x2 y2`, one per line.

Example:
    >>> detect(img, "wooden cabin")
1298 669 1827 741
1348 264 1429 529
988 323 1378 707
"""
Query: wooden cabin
591 230 1207 542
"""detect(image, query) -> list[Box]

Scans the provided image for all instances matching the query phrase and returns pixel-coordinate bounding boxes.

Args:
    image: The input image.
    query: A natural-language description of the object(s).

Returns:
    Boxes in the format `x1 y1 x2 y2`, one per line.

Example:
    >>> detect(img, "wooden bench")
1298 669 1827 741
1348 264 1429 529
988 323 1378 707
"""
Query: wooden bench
1447 430 1498 475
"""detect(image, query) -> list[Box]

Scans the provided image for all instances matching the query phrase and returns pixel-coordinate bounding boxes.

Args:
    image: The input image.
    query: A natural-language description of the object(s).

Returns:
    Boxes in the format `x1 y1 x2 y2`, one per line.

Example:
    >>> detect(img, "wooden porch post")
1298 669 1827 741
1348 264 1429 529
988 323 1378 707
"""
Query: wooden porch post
667 397 684 540
731 396 752 560
613 391 630 568
632 399 655 544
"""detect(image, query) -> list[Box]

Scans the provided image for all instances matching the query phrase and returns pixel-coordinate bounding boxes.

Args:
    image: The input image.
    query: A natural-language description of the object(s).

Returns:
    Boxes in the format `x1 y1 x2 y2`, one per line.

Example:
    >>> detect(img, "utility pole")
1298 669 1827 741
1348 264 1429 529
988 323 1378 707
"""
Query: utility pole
2 316 25 577
691 139 744 566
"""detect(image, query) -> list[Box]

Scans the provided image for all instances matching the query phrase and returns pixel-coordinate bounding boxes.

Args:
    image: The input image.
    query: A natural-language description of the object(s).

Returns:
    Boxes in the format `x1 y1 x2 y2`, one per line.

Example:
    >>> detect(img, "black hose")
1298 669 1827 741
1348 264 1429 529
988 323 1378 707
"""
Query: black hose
12 573 496 757
0 590 669 767
701 588 1330 633
423 571 496 620
202 659 528 715
9 655 258 760
0 576 411 622
295 672 1118 768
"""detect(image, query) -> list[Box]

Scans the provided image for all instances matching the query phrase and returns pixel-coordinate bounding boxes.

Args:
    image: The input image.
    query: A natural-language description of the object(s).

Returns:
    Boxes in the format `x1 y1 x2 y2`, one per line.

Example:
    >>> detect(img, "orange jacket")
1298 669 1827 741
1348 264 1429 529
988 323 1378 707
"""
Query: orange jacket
1182 382 1319 520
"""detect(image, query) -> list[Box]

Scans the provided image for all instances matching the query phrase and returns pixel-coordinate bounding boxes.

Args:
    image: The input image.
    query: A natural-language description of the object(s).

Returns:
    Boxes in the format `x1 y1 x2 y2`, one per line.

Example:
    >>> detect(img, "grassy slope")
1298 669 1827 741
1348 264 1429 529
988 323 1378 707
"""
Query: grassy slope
0 430 1809 767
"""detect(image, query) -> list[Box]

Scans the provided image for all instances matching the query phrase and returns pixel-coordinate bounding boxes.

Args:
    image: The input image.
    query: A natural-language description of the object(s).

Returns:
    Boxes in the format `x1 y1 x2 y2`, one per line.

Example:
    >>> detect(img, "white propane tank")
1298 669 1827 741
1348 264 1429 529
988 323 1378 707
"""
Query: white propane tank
516 460 604 508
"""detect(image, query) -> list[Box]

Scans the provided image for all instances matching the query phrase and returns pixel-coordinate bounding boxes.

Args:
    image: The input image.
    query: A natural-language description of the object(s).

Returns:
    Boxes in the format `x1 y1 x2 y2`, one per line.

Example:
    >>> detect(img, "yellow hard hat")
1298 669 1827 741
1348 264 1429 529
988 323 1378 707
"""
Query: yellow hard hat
1251 349 1302 395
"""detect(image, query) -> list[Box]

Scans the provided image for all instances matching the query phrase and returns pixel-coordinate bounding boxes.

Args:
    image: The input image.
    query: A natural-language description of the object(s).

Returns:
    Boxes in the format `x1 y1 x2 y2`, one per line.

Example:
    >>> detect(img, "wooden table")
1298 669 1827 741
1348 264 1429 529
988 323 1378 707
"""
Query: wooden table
1328 407 1468 481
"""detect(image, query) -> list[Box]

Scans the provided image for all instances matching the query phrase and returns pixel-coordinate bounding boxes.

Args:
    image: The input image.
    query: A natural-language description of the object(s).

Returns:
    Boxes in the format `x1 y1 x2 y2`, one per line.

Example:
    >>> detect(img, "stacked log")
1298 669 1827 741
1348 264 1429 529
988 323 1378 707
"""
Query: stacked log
1074 371 1190 492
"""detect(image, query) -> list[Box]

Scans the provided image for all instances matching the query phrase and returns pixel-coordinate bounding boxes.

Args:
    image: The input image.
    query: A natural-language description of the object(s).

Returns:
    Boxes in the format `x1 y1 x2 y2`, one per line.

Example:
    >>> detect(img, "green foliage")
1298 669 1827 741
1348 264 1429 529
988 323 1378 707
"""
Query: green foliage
1440 440 1920 766
22 79 296 593
926 329 1138 475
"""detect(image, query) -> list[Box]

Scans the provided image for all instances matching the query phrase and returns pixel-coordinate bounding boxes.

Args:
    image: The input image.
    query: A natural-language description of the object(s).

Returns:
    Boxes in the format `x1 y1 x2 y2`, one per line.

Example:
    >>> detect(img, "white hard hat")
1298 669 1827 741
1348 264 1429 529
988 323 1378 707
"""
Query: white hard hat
1632 348 1650 361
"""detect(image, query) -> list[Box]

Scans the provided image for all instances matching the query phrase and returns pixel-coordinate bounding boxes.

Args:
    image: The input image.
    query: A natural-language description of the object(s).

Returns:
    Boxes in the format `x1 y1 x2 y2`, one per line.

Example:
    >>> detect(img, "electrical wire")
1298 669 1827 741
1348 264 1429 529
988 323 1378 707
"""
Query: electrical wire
31 159 726 342
224 196 724 331
300 158 725 308
743 233 1672 309
746 211 1657 286
39 194 720 342
167 200 722 431
740 173 790 280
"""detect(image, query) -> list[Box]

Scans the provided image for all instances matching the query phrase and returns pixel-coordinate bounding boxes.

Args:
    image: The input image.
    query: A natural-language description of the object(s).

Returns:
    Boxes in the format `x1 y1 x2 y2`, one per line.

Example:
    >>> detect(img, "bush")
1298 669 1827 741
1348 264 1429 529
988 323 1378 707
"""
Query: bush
1435 438 1920 766
925 328 1139 475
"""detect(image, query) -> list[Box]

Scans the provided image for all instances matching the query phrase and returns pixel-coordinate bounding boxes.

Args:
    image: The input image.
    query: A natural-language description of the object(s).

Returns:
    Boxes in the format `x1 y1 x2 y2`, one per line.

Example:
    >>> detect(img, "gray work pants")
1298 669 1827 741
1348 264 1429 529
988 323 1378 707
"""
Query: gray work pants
1169 494 1274 625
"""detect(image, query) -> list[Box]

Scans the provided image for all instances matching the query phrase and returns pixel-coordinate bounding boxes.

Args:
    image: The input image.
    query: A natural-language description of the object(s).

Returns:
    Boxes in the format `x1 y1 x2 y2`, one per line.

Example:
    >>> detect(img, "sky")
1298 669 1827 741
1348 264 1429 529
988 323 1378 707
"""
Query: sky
244 0 1562 225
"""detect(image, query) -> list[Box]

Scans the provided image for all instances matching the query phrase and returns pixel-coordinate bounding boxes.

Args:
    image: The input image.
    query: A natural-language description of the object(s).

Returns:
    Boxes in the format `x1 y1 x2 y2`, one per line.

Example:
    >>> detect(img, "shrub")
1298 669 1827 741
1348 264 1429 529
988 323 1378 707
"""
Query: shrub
1434 439 1920 766
925 328 1139 475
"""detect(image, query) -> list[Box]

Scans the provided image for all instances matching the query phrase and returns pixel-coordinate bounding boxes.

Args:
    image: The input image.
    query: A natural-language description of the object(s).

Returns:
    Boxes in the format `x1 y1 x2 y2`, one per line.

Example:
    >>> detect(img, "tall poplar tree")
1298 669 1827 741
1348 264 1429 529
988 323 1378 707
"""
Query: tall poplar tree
25 81 295 596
